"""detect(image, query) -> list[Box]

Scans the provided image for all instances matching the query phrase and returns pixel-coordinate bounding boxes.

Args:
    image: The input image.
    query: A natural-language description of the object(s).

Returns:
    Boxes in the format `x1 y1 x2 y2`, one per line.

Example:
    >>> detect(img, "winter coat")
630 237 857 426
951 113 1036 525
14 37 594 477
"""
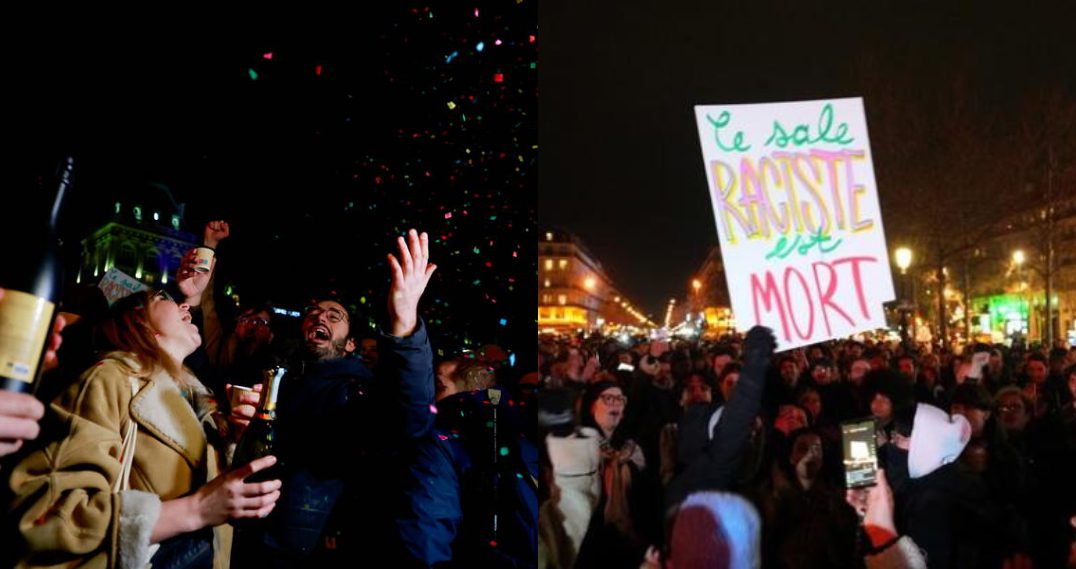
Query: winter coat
7 352 229 569
231 320 434 567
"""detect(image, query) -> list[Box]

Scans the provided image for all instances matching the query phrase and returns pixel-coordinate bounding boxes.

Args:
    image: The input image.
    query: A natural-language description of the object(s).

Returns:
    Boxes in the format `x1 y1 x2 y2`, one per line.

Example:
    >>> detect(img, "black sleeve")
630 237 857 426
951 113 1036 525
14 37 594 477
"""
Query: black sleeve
666 327 773 508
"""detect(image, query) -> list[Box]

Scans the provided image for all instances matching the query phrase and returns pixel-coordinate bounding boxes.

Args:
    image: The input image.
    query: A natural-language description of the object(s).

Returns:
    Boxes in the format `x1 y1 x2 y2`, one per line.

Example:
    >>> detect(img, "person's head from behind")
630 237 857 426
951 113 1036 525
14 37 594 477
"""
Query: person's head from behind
99 289 200 378
949 383 993 438
667 491 761 569
864 369 914 427
711 347 735 376
301 300 355 361
235 304 273 345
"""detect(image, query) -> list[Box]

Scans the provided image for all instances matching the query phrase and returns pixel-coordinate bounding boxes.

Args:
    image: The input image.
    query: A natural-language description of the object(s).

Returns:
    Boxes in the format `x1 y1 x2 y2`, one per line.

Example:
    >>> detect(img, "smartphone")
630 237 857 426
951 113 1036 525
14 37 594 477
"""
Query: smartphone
617 362 635 372
841 417 879 488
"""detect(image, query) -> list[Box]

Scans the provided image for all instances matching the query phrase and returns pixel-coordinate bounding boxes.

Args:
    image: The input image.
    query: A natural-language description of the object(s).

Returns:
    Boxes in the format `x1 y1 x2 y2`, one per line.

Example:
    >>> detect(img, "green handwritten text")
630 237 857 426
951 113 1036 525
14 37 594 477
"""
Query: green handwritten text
764 103 854 148
707 111 751 152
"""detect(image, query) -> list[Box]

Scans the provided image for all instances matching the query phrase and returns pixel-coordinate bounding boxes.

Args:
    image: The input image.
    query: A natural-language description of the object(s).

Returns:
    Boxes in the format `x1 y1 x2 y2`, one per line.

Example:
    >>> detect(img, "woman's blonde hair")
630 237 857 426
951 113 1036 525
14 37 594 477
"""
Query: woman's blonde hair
97 290 187 384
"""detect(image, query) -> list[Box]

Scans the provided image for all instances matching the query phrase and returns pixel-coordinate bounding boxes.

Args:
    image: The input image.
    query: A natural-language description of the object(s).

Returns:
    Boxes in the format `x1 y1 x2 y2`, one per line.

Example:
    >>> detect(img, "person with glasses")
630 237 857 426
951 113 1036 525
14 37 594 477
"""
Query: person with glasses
174 220 279 397
231 229 439 568
7 287 281 569
573 380 650 568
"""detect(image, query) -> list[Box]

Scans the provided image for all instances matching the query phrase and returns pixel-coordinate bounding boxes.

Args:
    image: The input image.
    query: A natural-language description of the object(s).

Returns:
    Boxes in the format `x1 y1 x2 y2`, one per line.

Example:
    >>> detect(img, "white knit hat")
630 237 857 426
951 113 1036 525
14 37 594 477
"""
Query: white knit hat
909 403 971 479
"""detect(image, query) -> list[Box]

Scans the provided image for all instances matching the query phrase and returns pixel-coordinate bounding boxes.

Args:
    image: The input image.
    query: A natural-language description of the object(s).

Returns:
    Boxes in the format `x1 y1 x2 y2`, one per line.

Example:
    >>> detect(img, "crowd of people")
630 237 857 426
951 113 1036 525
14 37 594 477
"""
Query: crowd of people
0 222 537 568
539 328 1076 568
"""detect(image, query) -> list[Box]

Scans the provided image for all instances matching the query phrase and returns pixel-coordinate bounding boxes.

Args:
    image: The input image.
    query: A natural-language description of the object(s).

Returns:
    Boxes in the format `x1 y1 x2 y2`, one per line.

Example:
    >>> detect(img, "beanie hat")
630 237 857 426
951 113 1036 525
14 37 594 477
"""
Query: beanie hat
671 491 761 569
909 403 971 479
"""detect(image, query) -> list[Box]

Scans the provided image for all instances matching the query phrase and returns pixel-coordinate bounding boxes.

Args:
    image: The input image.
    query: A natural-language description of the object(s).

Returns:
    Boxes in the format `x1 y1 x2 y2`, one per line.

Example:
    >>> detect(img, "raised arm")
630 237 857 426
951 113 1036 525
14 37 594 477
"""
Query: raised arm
380 229 438 439
666 326 775 508
386 229 437 338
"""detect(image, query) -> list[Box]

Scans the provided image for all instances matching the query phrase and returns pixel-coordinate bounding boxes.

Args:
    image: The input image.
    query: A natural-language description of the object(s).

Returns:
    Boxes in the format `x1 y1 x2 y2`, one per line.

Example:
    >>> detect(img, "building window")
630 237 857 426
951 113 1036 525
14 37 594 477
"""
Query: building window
544 259 553 271
557 294 567 305
545 232 553 241
558 259 568 270
541 294 552 304
117 245 137 273
544 279 551 288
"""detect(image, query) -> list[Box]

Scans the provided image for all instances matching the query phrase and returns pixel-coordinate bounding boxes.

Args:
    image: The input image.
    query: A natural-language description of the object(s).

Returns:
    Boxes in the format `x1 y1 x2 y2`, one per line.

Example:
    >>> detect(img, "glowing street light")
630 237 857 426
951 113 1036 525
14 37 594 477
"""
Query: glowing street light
1012 249 1025 267
894 247 912 275
583 277 596 291
893 247 914 348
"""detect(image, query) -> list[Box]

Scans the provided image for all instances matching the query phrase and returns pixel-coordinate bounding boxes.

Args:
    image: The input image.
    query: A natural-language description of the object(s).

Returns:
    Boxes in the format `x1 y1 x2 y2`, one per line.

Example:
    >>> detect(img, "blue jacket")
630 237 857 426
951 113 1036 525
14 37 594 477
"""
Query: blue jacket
233 320 437 566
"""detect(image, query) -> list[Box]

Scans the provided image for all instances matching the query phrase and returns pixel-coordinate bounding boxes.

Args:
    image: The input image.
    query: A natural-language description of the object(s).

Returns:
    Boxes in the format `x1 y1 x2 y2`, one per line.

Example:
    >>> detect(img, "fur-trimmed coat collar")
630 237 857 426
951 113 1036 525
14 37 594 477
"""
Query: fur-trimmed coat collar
105 352 216 467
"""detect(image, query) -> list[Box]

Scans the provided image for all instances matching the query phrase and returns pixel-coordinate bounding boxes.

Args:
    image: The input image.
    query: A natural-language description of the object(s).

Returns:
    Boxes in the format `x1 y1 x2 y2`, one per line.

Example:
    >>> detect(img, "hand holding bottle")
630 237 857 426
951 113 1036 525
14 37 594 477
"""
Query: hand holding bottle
4 287 68 373
193 455 281 525
0 288 65 458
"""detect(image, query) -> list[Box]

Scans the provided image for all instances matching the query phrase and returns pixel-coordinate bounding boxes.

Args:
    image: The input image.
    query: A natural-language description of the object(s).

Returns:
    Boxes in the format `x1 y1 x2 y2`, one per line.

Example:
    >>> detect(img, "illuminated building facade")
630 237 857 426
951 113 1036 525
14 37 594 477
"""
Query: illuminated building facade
538 228 652 332
78 184 197 286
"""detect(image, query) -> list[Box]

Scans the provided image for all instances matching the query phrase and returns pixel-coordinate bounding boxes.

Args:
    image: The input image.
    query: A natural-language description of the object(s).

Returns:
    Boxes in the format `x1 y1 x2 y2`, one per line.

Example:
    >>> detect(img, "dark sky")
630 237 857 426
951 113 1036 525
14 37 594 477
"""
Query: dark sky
3 7 536 366
540 0 1076 318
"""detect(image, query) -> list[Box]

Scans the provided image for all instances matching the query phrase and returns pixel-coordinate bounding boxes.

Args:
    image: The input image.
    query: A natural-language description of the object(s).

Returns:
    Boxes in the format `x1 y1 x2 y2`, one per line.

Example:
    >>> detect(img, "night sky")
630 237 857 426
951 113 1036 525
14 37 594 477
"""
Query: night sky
541 1 1076 318
3 6 536 369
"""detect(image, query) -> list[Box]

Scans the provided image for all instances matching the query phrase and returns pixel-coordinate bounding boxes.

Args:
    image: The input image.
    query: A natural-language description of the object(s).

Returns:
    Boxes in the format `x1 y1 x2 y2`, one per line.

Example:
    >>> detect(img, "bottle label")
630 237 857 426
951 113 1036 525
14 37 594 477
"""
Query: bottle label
0 290 55 384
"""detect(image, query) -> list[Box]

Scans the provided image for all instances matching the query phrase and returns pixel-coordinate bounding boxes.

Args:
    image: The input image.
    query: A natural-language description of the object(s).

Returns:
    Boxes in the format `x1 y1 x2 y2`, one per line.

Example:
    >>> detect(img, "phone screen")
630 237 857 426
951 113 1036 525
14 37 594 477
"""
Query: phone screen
841 417 878 488
617 362 635 372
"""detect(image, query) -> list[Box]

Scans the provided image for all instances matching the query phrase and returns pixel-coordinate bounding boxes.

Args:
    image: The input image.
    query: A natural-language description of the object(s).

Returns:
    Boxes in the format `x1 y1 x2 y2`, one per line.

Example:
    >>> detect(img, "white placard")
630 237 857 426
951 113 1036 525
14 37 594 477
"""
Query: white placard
694 98 894 350
98 267 149 306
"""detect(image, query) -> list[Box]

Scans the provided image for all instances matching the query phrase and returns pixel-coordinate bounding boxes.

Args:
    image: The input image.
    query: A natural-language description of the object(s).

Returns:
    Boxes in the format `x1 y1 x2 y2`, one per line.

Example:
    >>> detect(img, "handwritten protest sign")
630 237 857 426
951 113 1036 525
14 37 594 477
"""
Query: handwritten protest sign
98 267 148 306
694 98 894 350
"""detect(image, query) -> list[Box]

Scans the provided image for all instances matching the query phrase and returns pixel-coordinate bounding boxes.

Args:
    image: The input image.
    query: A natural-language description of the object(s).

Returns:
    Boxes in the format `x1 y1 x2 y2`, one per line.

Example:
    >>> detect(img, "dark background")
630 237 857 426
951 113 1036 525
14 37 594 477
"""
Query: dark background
3 6 536 367
540 0 1076 317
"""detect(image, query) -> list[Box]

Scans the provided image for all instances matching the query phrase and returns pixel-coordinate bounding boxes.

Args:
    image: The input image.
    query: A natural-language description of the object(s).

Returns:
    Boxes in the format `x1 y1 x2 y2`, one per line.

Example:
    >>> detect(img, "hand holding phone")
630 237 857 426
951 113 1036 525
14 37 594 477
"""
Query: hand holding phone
841 417 879 488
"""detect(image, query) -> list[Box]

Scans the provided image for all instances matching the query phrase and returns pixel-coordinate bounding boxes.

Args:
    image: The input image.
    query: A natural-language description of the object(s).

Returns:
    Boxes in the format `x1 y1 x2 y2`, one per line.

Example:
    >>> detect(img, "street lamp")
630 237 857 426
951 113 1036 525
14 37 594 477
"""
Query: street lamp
1012 250 1028 340
894 247 913 347
583 277 596 291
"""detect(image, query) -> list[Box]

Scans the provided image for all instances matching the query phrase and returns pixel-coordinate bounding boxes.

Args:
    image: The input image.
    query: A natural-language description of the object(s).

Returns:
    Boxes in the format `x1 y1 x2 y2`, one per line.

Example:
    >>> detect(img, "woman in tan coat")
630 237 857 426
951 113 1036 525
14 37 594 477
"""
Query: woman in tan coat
8 289 280 569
